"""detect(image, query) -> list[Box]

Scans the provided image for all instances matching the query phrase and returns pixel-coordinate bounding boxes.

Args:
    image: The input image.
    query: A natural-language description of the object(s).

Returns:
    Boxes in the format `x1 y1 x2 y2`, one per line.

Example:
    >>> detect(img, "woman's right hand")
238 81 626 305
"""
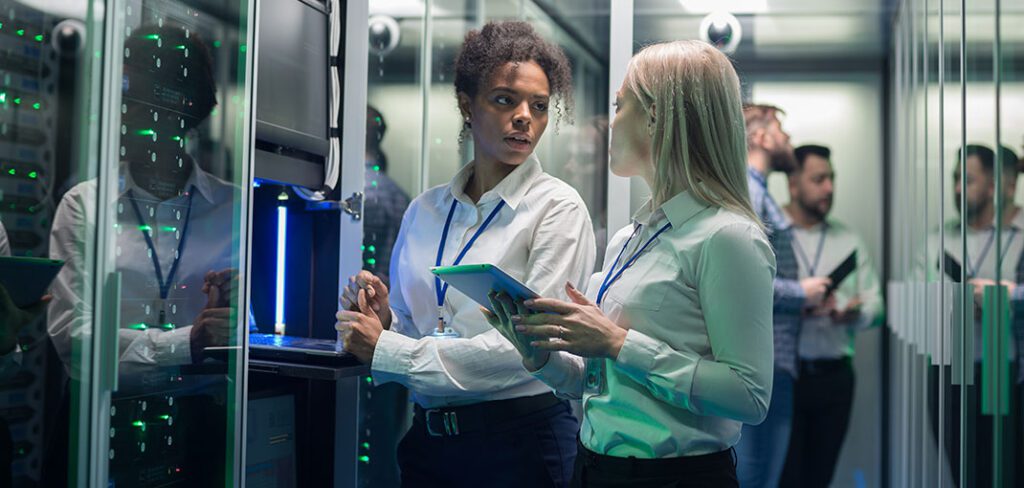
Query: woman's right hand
340 271 392 330
482 292 549 371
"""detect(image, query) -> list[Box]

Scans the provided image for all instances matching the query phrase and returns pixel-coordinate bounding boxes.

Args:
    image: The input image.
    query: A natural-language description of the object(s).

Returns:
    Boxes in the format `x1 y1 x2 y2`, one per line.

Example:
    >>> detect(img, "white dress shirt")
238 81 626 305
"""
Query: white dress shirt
789 217 884 360
930 212 1024 363
532 190 776 458
371 156 597 408
48 161 239 377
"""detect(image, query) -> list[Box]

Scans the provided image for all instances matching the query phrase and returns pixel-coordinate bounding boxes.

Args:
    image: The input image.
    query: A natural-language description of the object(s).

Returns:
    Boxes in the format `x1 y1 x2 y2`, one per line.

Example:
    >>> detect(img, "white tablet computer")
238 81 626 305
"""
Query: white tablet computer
430 264 540 313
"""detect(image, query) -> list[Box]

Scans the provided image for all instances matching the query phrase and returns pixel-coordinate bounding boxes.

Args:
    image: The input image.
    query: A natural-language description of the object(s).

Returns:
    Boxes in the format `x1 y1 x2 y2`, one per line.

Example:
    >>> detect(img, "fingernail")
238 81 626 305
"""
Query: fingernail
567 281 576 290
524 299 535 306
515 325 526 332
511 315 522 322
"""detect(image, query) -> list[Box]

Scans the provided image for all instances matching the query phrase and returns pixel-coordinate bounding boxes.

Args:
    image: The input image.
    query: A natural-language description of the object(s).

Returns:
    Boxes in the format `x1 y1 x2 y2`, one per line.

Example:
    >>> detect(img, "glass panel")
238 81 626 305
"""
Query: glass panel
999 1 1024 486
0 0 102 485
85 0 251 484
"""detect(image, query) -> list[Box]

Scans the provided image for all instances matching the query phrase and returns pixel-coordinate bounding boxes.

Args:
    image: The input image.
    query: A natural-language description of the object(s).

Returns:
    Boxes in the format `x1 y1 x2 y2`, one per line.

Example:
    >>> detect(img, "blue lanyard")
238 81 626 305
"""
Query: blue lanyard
596 222 672 306
966 227 1019 278
793 224 828 276
127 187 196 306
434 199 506 309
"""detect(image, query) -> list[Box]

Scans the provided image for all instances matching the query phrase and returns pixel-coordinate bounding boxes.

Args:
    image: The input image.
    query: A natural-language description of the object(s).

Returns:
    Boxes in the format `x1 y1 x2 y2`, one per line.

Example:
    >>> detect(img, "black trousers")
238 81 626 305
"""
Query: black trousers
397 400 577 488
928 365 1022 487
571 441 738 488
779 357 855 488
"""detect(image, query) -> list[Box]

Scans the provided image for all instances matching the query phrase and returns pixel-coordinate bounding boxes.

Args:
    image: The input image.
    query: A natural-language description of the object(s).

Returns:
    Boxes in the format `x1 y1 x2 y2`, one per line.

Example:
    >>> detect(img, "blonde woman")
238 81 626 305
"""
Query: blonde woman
486 40 776 487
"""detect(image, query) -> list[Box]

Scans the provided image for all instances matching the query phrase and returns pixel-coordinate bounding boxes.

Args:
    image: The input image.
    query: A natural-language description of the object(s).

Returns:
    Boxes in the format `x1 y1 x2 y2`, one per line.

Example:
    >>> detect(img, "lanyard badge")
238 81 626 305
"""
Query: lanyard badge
433 198 506 337
128 187 196 330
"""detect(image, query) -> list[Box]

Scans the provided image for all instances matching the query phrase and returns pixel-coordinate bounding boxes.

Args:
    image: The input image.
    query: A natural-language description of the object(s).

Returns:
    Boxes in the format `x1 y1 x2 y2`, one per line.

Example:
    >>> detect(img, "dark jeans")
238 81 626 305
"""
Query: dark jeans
736 369 795 487
397 400 577 487
779 358 855 488
928 365 1021 487
571 441 738 488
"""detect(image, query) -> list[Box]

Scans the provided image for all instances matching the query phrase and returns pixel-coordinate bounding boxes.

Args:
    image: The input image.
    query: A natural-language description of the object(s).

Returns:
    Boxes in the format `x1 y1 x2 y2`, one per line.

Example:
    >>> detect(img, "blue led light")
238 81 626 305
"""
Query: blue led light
275 205 287 335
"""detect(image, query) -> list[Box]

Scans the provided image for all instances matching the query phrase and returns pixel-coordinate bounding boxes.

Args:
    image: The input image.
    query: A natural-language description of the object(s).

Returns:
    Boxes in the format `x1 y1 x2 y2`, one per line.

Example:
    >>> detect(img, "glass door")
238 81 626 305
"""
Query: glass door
87 0 255 484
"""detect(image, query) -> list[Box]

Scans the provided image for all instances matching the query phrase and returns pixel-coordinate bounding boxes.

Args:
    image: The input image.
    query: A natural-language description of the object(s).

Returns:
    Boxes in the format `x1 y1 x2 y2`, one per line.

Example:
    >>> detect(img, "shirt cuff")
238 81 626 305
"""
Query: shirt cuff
529 351 572 383
370 329 415 386
154 326 194 365
614 329 700 397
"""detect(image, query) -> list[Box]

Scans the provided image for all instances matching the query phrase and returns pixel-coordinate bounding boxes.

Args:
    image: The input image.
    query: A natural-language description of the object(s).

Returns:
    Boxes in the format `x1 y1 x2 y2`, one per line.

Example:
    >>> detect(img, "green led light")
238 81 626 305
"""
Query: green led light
277 192 289 201
161 226 177 232
366 258 376 266
31 102 40 110
138 224 152 232
162 323 175 330
171 136 181 141
132 420 144 427
371 180 378 187
175 44 186 50
34 34 42 42
6 169 14 176
372 165 380 172
368 245 376 253
0 22 4 29
129 323 148 330
159 415 171 420
213 40 222 48
144 34 160 40
13 97 20 105
15 29 24 36
137 129 156 136
0 92 5 103
28 171 37 179
360 245 366 251
239 44 247 52
364 376 373 384
362 442 370 449
358 455 370 463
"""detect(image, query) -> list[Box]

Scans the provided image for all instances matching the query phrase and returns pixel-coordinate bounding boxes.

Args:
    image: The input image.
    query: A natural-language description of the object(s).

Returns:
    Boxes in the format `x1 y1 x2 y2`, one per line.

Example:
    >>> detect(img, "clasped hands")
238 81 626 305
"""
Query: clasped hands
335 271 391 364
482 282 627 370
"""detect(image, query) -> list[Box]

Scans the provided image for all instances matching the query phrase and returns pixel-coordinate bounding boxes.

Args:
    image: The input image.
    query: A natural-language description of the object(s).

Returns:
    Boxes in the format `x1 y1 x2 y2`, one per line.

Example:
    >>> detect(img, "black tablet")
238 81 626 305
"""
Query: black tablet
0 256 64 307
826 250 858 295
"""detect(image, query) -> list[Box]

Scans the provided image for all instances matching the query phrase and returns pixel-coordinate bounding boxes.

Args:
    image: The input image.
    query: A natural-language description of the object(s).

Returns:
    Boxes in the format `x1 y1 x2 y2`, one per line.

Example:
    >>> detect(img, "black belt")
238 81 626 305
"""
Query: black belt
577 440 736 477
413 392 562 437
799 357 851 374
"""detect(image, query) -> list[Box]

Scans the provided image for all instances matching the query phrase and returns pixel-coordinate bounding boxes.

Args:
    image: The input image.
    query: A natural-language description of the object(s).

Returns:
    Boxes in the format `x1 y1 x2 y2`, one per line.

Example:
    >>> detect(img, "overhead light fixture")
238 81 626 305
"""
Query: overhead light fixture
700 12 743 54
679 0 768 14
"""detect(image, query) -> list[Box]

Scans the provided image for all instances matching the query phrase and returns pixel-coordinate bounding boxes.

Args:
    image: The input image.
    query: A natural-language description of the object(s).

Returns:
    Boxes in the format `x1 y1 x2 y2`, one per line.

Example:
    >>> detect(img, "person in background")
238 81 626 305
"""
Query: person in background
779 144 883 487
361 105 412 487
489 39 776 487
736 104 830 488
336 21 596 487
928 144 1023 487
363 105 411 287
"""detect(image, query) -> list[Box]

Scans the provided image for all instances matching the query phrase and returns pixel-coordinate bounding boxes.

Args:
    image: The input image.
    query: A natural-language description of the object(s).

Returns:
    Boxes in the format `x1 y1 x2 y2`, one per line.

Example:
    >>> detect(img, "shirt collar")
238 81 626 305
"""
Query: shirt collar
633 190 711 229
448 155 543 210
120 157 217 204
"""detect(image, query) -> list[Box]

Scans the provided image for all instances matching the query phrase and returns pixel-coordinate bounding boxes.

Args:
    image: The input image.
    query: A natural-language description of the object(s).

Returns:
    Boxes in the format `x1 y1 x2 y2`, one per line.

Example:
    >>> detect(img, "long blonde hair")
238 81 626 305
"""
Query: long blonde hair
624 40 761 229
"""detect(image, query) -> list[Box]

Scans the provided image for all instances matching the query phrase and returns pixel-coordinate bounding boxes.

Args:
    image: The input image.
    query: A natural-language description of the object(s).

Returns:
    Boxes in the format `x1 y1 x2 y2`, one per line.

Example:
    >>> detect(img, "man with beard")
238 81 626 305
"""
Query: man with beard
928 144 1023 487
736 105 832 487
778 144 883 487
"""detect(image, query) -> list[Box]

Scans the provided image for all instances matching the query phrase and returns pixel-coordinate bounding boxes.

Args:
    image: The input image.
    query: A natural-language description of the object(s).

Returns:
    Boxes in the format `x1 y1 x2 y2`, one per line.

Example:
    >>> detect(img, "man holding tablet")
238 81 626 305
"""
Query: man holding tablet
779 144 883 487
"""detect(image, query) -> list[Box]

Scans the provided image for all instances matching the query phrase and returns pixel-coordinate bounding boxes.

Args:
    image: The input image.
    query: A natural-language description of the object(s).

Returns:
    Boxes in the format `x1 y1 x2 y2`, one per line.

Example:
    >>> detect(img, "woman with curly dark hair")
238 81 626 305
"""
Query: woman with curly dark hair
335 21 596 487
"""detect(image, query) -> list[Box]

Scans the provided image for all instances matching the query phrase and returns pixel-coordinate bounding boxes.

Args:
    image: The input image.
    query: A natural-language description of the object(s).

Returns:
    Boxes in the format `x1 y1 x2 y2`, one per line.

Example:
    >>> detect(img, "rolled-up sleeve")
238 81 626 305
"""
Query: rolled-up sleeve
613 223 776 424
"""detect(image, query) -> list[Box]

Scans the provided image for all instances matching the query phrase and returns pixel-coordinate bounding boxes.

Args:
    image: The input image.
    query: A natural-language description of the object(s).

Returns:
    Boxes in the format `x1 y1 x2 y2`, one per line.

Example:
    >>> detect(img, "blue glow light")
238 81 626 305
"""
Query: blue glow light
274 205 287 335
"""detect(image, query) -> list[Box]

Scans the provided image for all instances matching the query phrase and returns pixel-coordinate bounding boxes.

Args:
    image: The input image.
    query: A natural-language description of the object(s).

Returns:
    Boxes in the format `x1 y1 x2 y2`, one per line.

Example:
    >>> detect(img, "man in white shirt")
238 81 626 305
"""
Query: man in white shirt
779 144 883 487
47 26 234 379
928 144 1023 488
